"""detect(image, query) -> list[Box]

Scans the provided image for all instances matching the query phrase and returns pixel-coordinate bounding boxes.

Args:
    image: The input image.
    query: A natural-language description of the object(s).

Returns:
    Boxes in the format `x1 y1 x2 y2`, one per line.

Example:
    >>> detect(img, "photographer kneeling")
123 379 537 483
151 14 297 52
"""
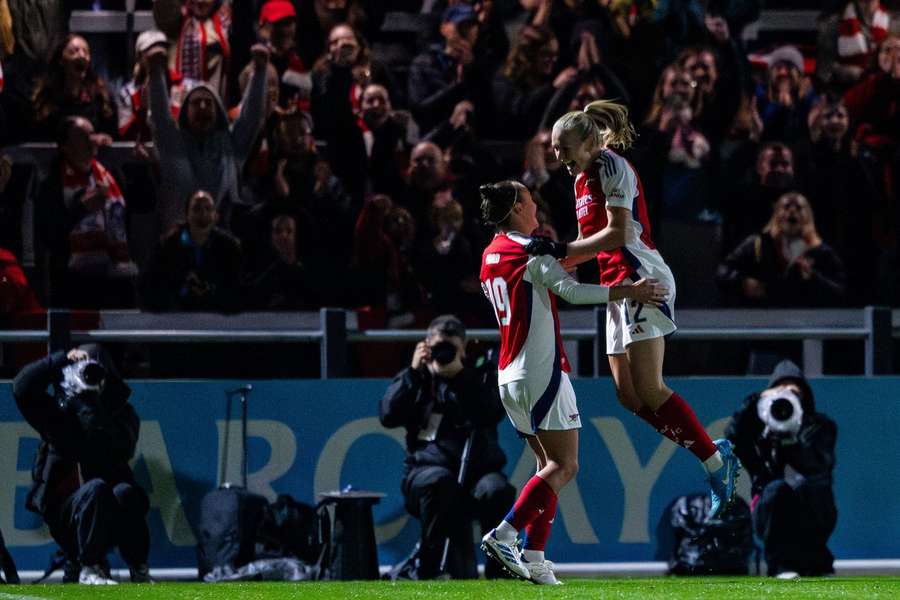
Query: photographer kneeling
380 315 515 579
13 345 150 584
725 360 837 578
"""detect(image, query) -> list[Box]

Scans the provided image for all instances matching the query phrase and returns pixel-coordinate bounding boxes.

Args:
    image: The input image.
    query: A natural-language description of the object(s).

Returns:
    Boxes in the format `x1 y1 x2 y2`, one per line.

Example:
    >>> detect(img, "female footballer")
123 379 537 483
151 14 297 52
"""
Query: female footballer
526 100 741 519
479 180 667 584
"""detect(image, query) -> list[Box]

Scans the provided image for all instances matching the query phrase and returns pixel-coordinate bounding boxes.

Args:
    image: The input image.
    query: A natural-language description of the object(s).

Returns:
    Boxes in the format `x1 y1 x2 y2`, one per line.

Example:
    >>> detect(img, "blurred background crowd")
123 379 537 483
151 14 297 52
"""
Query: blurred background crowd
0 0 898 374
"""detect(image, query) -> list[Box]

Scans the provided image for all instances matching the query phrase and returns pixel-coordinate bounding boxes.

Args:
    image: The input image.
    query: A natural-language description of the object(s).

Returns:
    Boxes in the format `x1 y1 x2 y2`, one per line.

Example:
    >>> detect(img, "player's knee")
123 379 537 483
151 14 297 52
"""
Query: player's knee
615 389 641 412
633 381 668 406
556 458 579 484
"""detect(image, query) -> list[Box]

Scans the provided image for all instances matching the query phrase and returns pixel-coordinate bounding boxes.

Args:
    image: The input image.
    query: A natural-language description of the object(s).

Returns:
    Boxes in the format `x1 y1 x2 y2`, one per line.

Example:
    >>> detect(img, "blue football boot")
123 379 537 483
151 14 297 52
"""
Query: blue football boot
707 438 741 519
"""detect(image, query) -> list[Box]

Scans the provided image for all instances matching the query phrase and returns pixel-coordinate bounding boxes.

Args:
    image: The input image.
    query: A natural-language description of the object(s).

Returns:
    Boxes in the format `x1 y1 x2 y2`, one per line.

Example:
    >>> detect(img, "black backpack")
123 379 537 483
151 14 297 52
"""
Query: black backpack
196 386 273 579
195 387 331 580
661 493 753 576
196 485 271 579
0 529 19 584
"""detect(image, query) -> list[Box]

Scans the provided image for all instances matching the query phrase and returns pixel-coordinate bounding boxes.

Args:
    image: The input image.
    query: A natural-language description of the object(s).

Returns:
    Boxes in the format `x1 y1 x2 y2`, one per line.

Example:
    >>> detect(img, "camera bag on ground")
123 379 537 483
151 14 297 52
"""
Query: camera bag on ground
660 493 753 575
196 386 271 580
265 494 330 568
0 528 19 584
196 387 331 581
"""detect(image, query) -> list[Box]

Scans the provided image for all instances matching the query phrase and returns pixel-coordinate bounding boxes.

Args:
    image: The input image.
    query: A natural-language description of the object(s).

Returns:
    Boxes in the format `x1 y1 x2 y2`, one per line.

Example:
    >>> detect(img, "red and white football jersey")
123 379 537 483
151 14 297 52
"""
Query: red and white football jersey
481 231 610 387
575 149 673 286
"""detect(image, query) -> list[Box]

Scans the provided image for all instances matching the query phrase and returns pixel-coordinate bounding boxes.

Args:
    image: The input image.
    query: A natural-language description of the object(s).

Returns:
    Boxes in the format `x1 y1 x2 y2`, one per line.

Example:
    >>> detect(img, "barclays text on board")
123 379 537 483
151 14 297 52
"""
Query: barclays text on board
2 377 899 569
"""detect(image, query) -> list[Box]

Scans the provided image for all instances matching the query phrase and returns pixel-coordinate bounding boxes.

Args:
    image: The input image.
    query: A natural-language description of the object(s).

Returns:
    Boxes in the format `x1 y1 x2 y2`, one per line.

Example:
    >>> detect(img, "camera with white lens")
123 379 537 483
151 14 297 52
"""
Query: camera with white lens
60 359 107 407
757 387 804 439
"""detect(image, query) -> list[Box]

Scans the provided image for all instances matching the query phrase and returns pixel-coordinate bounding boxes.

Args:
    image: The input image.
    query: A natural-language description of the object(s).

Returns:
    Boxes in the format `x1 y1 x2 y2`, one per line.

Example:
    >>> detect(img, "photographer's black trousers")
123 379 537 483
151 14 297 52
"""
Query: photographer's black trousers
46 479 150 567
754 479 836 576
404 466 515 579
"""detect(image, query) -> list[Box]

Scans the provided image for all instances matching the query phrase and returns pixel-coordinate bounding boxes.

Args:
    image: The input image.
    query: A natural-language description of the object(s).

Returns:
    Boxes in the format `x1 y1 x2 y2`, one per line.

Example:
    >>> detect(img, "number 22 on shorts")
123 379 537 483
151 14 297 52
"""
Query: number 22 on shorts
624 300 647 326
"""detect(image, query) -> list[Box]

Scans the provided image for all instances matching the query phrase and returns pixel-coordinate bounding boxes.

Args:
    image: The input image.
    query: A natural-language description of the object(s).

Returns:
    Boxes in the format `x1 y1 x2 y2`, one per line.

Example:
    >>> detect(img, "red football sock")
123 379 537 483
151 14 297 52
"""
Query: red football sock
636 405 665 431
504 476 557 531
523 491 558 551
639 392 717 461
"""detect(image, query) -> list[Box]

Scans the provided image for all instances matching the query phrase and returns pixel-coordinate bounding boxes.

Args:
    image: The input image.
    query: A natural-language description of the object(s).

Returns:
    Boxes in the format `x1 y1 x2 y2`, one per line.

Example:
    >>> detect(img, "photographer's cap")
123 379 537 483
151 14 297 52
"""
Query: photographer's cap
428 314 466 340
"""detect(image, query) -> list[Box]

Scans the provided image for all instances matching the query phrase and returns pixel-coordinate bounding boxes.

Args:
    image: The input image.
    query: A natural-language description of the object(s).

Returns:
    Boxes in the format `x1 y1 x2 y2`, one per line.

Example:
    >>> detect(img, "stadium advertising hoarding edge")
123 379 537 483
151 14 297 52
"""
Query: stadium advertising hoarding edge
1 377 899 570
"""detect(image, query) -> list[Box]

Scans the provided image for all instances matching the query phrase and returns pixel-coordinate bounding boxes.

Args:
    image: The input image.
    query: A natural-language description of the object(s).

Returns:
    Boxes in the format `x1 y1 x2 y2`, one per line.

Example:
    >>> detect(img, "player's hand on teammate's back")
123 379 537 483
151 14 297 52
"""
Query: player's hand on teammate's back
628 278 669 306
524 235 568 259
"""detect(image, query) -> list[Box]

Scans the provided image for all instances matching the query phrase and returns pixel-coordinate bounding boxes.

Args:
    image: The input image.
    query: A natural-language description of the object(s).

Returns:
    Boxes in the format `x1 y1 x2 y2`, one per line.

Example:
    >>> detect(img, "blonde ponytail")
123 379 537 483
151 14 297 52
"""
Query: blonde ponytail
553 99 637 151
583 99 636 150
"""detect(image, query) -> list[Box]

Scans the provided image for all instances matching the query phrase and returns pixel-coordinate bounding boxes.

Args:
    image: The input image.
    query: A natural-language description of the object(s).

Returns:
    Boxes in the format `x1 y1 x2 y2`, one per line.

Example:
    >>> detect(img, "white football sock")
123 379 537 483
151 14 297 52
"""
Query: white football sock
494 520 518 543
703 451 724 474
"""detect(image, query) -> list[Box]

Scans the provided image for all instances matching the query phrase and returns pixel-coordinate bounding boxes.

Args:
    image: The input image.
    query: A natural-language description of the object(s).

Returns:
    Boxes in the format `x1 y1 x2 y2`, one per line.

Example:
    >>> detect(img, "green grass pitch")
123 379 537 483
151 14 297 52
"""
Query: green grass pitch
3 577 900 599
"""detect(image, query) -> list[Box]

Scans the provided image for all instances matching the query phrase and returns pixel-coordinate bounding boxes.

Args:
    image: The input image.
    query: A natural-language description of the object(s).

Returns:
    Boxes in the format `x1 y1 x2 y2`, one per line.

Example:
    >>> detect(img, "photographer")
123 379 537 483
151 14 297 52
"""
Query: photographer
13 345 150 585
379 315 514 579
725 360 837 578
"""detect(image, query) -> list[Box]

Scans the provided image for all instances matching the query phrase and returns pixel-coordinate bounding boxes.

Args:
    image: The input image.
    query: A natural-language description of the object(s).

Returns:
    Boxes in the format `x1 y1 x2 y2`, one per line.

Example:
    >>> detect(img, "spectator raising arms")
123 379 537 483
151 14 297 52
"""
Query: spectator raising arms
118 30 194 142
146 41 269 233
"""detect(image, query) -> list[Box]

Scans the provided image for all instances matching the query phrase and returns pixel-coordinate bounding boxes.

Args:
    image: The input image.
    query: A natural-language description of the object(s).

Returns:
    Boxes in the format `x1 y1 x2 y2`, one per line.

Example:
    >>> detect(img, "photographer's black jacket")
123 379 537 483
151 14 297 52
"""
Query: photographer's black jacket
725 363 837 497
12 352 140 516
380 365 507 481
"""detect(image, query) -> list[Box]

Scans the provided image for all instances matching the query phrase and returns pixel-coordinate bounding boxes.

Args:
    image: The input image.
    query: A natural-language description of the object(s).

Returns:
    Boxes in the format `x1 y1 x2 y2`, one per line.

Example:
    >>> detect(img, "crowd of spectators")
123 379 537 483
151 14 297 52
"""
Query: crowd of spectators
0 0 898 332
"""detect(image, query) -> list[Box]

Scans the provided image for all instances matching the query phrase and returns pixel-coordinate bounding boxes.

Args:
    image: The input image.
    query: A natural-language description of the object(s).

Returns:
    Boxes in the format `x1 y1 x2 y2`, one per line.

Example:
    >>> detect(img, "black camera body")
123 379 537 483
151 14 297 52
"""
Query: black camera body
429 340 459 366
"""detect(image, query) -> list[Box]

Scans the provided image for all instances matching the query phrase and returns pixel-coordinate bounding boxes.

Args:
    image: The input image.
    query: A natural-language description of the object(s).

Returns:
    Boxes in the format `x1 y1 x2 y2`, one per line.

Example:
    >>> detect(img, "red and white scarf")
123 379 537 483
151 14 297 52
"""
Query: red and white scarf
175 4 231 85
350 83 375 157
63 159 135 276
118 69 192 139
838 1 890 68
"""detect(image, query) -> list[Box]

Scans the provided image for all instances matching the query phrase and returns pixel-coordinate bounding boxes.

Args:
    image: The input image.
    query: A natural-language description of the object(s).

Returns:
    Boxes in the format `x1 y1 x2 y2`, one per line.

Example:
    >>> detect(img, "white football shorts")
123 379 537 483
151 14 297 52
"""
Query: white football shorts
499 371 581 436
606 292 677 355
